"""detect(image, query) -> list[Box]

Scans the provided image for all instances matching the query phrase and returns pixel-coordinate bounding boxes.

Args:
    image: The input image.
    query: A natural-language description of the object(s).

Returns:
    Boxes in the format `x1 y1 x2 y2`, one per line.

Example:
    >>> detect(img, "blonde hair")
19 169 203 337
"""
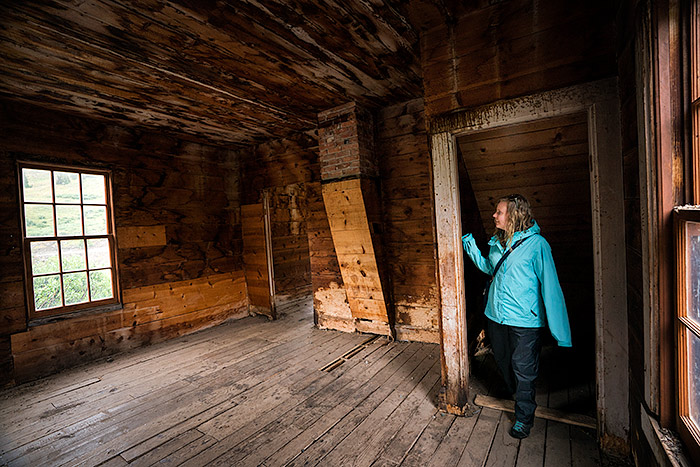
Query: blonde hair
494 194 534 247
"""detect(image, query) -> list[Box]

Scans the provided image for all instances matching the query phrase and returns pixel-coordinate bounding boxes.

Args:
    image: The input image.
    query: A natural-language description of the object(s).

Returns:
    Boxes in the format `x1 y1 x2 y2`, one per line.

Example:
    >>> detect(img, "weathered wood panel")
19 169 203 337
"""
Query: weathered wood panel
0 98 244 385
377 98 439 343
11 271 247 383
306 182 353 332
241 203 273 318
420 0 617 117
323 179 391 336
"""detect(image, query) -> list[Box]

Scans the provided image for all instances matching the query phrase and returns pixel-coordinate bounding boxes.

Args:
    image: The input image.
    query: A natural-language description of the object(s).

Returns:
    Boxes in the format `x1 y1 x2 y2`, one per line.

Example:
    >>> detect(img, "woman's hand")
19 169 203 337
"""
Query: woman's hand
462 233 473 250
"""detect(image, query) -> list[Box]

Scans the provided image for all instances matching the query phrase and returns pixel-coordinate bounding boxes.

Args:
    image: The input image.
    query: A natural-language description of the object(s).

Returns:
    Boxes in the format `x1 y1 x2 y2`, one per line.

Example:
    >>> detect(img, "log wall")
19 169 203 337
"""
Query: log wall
421 0 618 117
0 99 247 385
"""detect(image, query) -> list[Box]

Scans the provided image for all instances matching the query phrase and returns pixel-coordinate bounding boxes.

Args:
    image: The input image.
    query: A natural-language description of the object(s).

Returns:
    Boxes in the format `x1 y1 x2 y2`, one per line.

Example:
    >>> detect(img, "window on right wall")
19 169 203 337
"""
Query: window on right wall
675 208 700 463
674 1 700 463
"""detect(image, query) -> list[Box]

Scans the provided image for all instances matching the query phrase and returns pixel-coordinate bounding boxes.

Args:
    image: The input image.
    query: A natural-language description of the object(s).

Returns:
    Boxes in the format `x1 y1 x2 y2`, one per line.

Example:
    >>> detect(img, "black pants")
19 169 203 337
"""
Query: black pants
487 318 543 427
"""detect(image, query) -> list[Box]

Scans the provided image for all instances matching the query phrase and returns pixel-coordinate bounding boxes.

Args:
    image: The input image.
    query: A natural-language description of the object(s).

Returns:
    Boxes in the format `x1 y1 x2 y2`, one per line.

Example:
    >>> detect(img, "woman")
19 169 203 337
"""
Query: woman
462 194 571 439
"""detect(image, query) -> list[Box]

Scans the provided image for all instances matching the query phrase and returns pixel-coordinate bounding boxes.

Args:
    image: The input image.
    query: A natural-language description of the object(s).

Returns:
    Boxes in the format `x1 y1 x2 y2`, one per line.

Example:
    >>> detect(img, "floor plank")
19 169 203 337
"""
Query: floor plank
457 406 500 467
0 308 602 467
401 410 455 467
370 377 442 467
484 411 520 467
516 417 547 467
427 408 478 466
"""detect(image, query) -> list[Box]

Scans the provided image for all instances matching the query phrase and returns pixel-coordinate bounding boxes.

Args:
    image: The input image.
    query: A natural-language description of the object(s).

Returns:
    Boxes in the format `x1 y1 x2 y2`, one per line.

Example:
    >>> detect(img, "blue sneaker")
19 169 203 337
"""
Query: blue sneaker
509 421 530 439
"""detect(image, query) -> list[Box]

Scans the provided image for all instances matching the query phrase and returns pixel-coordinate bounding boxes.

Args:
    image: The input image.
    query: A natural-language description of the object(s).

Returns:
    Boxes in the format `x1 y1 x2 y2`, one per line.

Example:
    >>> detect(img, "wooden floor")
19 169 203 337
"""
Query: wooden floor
0 308 601 467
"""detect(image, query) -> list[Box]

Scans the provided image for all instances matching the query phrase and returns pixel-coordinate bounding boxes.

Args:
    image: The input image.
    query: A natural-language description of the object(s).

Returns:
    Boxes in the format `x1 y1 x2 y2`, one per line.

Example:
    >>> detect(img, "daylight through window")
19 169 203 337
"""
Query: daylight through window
19 163 118 317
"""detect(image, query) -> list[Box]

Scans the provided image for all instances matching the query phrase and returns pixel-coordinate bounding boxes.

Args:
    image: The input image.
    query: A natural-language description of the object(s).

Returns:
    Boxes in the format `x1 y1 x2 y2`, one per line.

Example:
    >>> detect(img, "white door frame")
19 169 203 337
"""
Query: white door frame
430 78 629 445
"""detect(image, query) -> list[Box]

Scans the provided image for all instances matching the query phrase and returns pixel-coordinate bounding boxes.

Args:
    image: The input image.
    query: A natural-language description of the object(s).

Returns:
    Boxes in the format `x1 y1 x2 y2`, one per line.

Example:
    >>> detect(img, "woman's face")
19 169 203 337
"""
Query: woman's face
493 201 509 230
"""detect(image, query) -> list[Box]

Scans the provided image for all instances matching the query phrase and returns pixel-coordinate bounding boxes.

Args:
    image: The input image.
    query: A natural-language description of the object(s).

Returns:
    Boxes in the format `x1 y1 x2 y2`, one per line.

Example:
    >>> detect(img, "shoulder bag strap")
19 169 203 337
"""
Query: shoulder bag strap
491 237 528 277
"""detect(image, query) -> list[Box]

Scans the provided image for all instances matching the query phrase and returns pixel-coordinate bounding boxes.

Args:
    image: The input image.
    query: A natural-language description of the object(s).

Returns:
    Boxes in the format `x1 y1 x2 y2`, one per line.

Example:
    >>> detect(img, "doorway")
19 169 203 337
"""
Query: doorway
430 78 629 445
457 112 596 418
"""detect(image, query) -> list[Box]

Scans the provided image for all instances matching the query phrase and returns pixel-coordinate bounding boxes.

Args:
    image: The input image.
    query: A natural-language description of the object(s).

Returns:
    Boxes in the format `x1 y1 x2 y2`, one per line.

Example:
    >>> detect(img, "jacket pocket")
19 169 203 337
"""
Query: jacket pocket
530 309 537 317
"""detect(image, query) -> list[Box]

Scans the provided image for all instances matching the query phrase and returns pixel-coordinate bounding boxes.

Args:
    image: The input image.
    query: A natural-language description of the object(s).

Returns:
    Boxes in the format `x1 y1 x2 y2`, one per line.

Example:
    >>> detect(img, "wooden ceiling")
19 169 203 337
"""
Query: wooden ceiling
0 0 430 146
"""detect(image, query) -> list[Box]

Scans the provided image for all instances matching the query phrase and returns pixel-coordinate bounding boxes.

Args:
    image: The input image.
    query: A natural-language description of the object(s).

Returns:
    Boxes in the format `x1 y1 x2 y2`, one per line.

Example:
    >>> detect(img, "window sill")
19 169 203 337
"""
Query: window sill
641 405 693 467
28 303 124 328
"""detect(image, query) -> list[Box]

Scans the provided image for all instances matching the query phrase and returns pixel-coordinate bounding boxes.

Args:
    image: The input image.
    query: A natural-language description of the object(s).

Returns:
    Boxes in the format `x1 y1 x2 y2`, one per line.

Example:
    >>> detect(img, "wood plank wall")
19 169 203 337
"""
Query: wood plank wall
414 0 619 349
615 0 653 461
377 99 440 343
0 99 246 385
268 183 311 310
241 133 318 313
420 0 618 117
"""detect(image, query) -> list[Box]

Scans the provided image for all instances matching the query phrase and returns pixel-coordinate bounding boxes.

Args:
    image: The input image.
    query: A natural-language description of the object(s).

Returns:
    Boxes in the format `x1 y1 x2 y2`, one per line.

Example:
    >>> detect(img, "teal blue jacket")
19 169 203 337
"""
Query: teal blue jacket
462 222 572 347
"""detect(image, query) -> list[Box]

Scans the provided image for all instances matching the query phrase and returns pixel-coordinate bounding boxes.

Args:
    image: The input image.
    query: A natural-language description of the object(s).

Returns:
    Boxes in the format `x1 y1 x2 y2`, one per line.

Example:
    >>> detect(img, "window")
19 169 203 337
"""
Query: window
19 162 119 318
693 0 700 204
675 208 700 463
675 2 700 462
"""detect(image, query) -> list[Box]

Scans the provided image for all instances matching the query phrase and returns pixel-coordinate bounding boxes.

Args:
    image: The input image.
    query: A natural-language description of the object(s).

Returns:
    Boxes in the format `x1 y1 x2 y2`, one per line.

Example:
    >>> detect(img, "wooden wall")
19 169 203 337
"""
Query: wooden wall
411 0 617 346
615 0 656 462
421 0 617 117
268 183 311 310
241 133 318 313
0 99 247 385
377 99 440 343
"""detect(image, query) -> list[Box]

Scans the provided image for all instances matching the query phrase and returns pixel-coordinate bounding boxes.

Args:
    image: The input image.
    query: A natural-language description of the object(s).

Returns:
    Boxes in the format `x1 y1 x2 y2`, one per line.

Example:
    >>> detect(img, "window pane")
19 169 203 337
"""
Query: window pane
24 204 54 237
89 269 113 300
687 222 700 326
30 241 59 275
53 171 80 204
83 206 107 235
22 168 52 203
60 240 86 272
56 205 83 237
82 173 106 204
33 275 62 310
87 238 111 269
689 331 700 429
64 272 89 305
